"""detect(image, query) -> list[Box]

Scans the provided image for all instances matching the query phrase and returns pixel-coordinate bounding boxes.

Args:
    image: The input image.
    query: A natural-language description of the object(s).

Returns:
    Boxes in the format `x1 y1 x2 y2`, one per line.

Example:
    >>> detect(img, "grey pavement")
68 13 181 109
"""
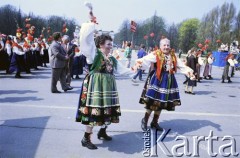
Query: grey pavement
0 53 240 158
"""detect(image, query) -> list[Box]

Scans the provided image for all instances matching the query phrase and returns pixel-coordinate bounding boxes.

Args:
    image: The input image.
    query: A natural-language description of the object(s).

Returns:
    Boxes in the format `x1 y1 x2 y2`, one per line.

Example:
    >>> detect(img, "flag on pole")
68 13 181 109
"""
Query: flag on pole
130 20 137 32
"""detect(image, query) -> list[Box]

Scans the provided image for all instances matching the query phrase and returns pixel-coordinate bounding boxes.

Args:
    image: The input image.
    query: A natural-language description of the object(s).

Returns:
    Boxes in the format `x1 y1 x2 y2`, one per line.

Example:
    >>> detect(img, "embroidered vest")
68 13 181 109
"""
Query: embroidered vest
156 49 177 80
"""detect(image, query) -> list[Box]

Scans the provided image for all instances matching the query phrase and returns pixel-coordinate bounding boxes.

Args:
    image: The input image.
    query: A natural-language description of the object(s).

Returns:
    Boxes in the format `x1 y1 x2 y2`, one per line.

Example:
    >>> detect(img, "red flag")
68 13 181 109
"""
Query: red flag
130 20 137 32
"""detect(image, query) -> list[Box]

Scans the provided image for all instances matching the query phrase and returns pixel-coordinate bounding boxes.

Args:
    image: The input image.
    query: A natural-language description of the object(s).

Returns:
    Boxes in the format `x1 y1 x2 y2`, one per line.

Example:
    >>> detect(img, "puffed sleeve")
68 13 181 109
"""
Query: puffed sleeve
79 22 97 64
5 44 12 56
208 57 214 64
136 52 156 70
228 59 238 66
13 46 25 55
198 57 204 65
114 61 135 77
177 58 193 75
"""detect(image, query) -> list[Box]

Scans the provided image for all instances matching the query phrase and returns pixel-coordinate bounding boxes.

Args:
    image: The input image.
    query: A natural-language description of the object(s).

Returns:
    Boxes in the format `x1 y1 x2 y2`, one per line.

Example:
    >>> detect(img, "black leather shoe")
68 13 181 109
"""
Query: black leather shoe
81 137 98 150
150 122 163 131
64 87 73 92
15 75 22 78
52 90 61 93
97 127 112 141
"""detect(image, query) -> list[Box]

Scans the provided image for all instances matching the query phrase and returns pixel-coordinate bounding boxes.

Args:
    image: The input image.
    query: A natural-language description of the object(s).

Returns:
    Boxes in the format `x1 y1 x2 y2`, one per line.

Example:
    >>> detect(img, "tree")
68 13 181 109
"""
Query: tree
114 13 167 49
178 18 200 52
219 2 236 43
0 5 77 39
197 6 220 50
234 11 240 43
0 5 18 35
114 19 130 45
167 23 179 50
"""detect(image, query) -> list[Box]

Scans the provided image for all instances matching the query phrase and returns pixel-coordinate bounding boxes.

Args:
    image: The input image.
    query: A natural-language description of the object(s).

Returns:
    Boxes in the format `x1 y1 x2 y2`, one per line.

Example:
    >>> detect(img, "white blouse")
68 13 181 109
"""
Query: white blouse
208 57 214 64
79 22 134 77
13 46 25 55
137 52 193 75
228 59 238 67
5 43 12 56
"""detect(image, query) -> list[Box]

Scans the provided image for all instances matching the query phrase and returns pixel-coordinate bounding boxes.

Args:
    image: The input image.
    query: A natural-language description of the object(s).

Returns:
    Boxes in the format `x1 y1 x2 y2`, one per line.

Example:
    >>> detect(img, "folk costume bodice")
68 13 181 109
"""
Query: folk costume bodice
136 49 193 79
90 49 117 75
155 50 177 80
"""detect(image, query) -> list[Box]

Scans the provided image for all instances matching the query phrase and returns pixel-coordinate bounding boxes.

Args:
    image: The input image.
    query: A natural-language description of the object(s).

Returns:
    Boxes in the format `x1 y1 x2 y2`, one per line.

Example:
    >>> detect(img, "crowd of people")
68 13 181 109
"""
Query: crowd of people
1 2 240 151
121 40 239 95
0 31 87 93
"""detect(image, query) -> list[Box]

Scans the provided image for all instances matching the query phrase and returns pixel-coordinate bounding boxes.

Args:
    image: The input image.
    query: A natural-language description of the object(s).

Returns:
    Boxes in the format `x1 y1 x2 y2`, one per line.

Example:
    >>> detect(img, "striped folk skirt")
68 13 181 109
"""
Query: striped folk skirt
139 71 181 111
76 73 121 126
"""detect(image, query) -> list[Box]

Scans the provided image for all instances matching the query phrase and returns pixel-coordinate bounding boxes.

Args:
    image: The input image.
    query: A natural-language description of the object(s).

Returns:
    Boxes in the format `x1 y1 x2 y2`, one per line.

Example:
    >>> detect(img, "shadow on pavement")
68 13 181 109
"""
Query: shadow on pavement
96 131 143 154
194 91 216 95
30 72 52 75
0 90 38 95
160 119 222 141
96 119 221 154
22 75 50 79
0 116 50 157
0 96 43 103
64 89 81 94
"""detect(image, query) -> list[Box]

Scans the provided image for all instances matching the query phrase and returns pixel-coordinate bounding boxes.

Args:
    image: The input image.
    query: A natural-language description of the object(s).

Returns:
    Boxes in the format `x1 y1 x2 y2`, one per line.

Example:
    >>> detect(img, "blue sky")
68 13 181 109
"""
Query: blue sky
0 0 239 32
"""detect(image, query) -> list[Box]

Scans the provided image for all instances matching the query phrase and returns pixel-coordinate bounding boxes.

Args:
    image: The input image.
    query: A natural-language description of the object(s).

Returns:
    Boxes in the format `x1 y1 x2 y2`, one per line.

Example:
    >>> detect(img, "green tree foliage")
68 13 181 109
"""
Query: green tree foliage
219 2 236 43
114 13 167 49
235 11 240 43
167 23 179 50
178 18 200 52
0 5 76 39
197 2 237 51
115 2 239 52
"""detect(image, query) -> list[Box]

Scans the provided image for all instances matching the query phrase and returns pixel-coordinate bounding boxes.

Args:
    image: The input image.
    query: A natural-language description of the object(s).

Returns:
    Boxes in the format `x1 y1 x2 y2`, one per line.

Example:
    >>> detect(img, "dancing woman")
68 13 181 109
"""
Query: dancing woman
137 38 193 131
76 21 133 149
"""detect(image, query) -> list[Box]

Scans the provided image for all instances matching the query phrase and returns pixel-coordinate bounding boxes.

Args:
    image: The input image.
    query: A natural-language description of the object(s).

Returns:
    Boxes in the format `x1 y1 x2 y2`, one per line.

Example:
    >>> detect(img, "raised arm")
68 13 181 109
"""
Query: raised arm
79 22 97 64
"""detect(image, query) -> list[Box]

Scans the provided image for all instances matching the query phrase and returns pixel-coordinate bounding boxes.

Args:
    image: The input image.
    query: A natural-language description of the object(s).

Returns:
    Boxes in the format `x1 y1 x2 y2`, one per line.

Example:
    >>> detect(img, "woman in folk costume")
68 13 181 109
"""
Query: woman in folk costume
222 53 238 83
137 38 193 131
203 52 214 80
3 36 13 74
23 40 32 74
41 40 50 67
75 2 133 150
31 38 41 69
72 46 85 79
9 37 26 78
195 49 204 82
0 35 9 73
185 48 197 95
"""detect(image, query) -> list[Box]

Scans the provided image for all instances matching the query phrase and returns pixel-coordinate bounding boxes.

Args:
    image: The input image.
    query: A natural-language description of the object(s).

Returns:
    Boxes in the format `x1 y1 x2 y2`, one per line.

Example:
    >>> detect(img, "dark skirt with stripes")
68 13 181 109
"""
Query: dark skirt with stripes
139 70 181 111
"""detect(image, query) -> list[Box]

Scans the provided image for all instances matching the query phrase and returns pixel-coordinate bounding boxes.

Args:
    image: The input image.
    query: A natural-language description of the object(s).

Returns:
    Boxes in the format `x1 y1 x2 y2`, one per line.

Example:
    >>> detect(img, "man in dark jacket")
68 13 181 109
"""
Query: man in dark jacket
50 32 73 93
